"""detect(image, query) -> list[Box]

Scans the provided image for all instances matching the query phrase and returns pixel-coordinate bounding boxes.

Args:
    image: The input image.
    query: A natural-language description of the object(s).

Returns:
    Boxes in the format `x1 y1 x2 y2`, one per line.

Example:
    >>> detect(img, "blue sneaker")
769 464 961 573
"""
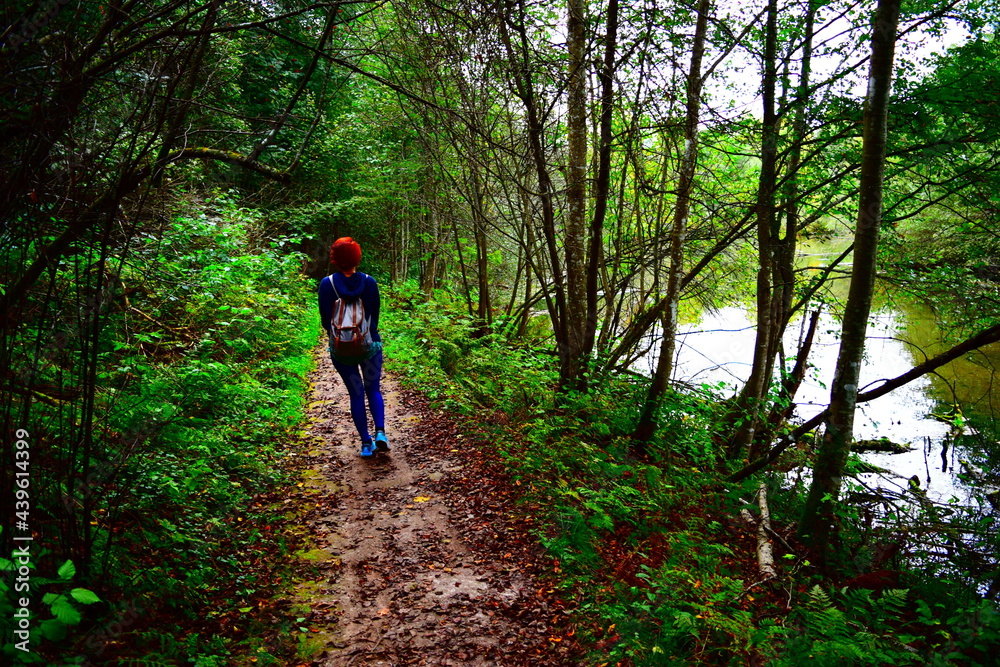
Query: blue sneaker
374 430 390 452
360 441 374 458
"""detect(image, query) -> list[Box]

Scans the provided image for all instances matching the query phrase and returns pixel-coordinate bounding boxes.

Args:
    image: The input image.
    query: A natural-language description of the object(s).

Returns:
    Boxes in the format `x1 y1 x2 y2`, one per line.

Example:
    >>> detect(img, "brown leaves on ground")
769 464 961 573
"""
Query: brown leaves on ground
255 350 585 666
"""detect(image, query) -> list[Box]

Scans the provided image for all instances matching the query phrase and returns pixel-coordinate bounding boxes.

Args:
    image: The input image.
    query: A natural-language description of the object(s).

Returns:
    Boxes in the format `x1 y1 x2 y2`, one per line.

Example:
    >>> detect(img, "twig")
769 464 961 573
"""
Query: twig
128 306 190 334
763 523 795 556
735 575 778 601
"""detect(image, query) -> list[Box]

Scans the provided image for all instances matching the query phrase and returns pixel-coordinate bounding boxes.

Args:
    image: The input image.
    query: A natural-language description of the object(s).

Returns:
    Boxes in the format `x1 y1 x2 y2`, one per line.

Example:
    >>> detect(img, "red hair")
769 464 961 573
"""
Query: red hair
330 237 361 271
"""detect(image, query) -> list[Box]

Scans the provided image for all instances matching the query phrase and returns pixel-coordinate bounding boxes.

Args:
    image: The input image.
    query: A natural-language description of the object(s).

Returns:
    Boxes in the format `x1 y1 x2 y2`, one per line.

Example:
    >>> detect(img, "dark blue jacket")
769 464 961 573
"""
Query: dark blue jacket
317 272 382 343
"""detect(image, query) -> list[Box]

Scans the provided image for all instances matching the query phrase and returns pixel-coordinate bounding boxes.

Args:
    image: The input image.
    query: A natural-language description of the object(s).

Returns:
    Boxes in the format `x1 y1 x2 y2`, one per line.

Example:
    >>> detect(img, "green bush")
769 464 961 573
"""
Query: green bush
379 289 772 664
2 191 317 664
378 282 1000 666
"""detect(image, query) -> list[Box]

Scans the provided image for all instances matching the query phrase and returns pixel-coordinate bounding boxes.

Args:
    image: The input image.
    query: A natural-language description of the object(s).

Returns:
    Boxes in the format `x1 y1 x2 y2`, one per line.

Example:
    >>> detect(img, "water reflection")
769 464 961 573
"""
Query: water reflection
639 240 1000 505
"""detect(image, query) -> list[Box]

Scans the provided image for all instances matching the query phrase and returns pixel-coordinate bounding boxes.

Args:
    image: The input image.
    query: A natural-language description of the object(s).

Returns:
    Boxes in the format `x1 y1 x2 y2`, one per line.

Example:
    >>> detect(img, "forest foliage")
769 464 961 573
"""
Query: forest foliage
2 0 1000 664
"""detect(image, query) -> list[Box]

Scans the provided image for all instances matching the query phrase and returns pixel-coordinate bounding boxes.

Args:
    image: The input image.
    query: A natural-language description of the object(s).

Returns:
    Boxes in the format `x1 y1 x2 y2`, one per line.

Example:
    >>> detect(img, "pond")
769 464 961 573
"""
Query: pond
635 239 1000 505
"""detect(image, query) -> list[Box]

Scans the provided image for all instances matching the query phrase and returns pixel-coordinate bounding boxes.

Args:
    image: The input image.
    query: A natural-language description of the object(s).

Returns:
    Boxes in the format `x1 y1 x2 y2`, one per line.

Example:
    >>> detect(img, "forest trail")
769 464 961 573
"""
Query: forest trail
282 349 581 666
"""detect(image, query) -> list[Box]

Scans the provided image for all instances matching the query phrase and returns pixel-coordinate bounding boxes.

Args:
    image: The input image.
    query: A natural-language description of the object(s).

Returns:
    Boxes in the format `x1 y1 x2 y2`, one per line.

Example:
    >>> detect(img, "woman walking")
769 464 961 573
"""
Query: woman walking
318 237 388 457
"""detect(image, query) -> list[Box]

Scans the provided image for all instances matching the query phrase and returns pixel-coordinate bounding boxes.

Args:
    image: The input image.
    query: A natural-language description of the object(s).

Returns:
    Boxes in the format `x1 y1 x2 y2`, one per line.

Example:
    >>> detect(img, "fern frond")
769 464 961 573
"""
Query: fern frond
807 584 832 610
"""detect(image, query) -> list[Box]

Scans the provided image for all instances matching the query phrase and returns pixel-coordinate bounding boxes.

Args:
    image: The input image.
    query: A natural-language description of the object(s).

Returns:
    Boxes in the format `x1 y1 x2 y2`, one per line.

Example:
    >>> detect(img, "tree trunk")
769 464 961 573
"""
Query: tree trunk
563 0 589 389
152 0 220 185
519 186 536 336
452 219 475 319
585 0 620 372
724 0 780 459
498 5 567 372
729 319 1000 484
633 0 711 448
756 483 777 578
798 0 901 562
747 0 817 459
421 180 440 300
471 168 492 335
760 308 821 431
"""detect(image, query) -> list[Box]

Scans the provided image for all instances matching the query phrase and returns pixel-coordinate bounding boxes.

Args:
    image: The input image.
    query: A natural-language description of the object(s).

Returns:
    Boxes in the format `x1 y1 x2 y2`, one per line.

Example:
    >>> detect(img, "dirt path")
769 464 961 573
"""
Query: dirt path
283 350 582 666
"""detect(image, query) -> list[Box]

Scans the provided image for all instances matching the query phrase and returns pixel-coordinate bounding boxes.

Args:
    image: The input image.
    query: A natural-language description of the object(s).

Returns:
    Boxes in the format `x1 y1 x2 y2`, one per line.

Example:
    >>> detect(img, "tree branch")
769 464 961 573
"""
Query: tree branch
727 320 1000 483
1 148 289 327
169 147 291 183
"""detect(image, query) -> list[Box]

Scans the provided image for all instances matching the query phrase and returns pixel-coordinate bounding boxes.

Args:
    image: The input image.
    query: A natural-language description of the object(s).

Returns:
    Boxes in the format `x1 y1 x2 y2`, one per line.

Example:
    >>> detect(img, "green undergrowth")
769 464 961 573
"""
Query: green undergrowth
379 282 1000 666
380 282 772 664
2 191 320 665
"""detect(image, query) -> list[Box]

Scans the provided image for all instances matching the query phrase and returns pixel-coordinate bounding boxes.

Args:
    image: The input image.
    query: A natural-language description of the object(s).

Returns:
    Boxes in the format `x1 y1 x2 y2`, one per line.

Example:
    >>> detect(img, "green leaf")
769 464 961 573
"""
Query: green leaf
50 599 82 625
70 588 100 604
57 560 76 580
39 618 67 641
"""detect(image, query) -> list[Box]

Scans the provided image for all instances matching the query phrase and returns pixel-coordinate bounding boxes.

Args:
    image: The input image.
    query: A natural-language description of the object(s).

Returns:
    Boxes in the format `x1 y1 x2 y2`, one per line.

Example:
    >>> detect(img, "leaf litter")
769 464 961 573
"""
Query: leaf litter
274 349 583 666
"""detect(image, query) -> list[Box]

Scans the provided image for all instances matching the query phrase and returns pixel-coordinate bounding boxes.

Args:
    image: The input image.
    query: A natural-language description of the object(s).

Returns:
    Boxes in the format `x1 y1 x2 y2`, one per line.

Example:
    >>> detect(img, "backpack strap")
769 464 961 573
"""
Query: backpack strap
327 274 340 301
328 275 363 329
326 275 339 335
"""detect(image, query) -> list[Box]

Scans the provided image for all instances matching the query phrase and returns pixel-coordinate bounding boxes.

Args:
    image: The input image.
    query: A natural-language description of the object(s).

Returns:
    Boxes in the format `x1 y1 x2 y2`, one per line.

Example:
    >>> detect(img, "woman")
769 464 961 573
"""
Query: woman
318 237 388 457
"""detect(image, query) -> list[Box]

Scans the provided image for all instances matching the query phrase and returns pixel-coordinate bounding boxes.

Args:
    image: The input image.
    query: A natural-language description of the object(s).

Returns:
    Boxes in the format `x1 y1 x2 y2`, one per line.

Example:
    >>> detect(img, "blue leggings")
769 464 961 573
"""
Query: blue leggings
331 350 385 442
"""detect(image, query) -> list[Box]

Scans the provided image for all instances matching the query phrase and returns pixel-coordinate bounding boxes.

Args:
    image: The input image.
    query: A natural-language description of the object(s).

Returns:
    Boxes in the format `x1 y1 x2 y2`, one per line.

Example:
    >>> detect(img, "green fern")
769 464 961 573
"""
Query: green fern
778 584 920 666
807 584 833 609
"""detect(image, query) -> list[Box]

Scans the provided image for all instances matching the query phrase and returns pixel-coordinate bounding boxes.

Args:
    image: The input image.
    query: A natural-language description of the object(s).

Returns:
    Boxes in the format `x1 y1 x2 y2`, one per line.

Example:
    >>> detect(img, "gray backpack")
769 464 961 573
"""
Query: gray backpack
327 274 374 360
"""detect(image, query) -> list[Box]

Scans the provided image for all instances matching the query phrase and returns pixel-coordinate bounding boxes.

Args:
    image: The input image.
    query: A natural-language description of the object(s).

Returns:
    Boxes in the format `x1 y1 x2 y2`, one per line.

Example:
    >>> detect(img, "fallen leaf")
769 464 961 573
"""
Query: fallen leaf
414 496 431 503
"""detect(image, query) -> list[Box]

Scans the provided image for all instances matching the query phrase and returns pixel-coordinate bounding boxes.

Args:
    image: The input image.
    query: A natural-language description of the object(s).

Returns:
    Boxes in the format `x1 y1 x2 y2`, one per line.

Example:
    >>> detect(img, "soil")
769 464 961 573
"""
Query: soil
280 350 584 666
